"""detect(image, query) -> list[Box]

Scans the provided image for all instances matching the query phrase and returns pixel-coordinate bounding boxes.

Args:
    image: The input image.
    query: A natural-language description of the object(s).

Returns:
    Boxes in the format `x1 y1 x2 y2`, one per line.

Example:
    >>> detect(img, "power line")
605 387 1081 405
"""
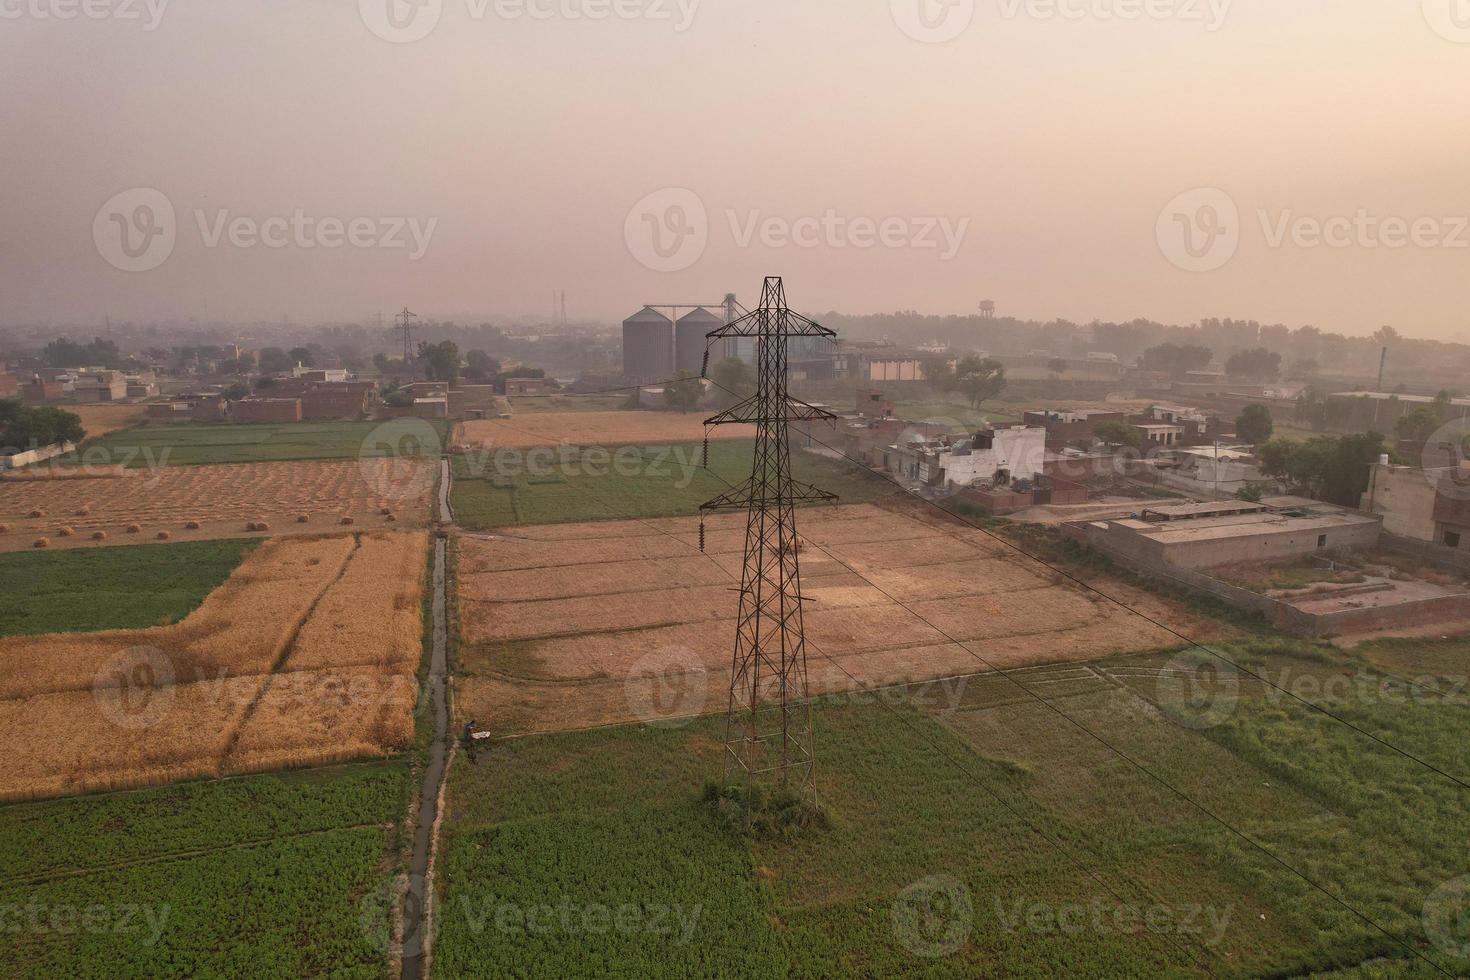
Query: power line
702 377 1470 794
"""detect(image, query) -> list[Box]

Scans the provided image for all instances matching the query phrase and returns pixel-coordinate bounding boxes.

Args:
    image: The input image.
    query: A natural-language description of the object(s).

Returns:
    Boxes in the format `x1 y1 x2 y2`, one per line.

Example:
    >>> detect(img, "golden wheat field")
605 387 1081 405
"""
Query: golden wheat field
453 504 1234 735
0 458 433 552
0 531 429 801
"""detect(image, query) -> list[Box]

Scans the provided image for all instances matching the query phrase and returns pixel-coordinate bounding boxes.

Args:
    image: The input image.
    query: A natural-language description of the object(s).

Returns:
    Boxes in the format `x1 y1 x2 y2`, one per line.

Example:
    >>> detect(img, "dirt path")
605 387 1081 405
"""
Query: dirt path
401 533 448 979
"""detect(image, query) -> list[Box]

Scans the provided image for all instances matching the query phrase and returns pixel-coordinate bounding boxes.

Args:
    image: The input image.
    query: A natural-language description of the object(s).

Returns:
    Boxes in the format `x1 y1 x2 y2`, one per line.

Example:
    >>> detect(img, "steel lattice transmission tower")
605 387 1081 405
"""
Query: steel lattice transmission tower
700 277 837 799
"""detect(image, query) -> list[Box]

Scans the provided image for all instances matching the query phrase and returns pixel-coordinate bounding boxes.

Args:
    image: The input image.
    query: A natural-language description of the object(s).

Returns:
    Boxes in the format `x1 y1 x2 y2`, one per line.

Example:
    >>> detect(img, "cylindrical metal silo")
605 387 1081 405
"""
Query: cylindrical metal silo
621 307 673 383
675 307 724 376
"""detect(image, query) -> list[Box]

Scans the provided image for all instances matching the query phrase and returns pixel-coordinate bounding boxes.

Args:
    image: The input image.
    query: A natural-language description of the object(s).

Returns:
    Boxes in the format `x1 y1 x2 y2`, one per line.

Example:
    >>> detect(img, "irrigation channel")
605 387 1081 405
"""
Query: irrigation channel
402 459 453 979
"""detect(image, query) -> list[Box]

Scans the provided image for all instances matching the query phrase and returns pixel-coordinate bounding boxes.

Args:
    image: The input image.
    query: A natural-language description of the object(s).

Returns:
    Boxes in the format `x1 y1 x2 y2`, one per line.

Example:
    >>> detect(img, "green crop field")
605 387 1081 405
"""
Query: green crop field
450 439 894 529
56 419 450 468
0 761 410 978
0 538 256 636
433 640 1470 978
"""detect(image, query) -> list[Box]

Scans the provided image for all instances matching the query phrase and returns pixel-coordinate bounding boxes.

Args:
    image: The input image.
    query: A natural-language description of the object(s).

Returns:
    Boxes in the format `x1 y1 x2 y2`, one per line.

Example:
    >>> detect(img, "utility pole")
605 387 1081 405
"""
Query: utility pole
700 277 837 801
396 307 418 366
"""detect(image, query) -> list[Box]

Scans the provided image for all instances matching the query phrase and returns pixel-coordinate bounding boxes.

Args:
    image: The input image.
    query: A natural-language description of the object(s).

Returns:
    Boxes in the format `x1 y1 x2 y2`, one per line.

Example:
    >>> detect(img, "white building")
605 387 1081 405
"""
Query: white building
884 425 1047 490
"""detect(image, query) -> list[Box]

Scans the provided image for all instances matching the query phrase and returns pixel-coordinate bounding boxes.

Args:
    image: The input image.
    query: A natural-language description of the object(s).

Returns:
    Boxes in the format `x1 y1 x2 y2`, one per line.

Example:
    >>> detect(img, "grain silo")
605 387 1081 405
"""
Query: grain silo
622 307 673 383
674 307 724 375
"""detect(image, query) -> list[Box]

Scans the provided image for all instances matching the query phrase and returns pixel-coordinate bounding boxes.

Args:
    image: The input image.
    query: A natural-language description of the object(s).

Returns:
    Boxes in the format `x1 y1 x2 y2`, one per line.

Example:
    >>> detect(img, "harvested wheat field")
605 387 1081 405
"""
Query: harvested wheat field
0 530 428 801
453 503 1233 736
0 458 433 552
453 411 754 450
70 402 149 438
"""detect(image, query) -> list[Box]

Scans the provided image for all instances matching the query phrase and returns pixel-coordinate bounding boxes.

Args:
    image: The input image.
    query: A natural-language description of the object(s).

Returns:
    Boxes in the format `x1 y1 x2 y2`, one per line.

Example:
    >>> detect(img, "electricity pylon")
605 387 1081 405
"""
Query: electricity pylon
701 277 837 800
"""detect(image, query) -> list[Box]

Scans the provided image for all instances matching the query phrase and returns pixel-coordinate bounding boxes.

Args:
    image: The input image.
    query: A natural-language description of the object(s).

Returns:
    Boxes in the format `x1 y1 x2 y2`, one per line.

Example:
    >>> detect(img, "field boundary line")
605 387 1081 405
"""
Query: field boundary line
0 821 383 888
217 534 363 774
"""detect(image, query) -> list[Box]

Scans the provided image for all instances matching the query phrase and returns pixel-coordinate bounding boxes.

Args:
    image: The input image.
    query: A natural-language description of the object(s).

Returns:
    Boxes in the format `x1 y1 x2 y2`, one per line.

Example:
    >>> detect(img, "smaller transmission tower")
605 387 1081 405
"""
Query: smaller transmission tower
396 307 418 365
701 277 837 800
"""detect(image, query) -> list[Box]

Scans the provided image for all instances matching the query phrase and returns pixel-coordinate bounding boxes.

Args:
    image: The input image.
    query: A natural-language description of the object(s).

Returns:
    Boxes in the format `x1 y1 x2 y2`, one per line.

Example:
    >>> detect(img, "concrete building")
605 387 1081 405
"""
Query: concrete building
622 307 673 383
231 398 303 423
292 366 350 383
1154 446 1271 498
72 371 128 402
1080 497 1381 571
674 307 723 375
504 377 555 396
883 425 1046 490
1364 461 1470 553
1023 409 1127 450
302 383 373 419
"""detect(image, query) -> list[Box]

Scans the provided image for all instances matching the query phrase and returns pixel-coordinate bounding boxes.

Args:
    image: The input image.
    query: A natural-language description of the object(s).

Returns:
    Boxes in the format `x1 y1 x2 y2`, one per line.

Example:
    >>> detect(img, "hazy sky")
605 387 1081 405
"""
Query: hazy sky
3 0 1469 338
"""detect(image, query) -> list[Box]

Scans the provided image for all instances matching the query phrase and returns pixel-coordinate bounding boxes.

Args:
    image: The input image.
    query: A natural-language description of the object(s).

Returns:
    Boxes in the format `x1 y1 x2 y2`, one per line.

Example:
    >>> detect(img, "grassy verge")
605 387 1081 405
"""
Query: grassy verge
0 538 256 636
0 762 409 977
450 439 892 530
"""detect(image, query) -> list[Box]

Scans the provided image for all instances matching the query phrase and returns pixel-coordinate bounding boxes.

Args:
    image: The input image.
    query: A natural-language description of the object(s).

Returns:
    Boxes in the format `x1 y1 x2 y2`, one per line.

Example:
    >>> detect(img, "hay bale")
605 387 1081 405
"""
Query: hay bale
0 523 9 533
380 507 393 515
28 509 44 518
75 506 90 516
185 520 201 530
56 526 74 538
246 521 272 532
125 524 141 534
296 515 310 524
156 531 171 540
91 531 108 541
32 538 49 548
384 514 397 523
339 516 355 526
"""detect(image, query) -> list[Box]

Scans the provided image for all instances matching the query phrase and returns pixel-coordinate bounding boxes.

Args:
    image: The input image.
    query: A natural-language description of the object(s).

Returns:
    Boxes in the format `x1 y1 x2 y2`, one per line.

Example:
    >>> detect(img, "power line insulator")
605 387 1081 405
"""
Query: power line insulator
698 519 706 553
700 348 710 379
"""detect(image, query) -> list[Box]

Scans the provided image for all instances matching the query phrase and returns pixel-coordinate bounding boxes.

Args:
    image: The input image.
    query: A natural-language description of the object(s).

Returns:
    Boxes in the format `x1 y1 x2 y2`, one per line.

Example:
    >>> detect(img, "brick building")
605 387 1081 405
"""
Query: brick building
231 398 302 423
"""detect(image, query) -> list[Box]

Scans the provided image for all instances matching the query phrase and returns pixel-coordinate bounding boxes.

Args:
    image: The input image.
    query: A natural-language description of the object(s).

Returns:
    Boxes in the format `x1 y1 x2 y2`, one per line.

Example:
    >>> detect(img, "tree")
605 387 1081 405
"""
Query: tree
43 337 122 369
1396 406 1442 444
417 340 462 385
920 357 954 391
288 347 314 368
1295 387 1330 432
1286 358 1319 379
232 350 257 375
1235 404 1274 445
710 357 756 405
222 383 251 401
1259 432 1385 506
1140 343 1213 379
1047 358 1068 381
663 372 703 413
950 356 1006 410
464 350 501 383
1225 348 1282 381
0 399 85 450
258 347 292 374
1093 421 1140 449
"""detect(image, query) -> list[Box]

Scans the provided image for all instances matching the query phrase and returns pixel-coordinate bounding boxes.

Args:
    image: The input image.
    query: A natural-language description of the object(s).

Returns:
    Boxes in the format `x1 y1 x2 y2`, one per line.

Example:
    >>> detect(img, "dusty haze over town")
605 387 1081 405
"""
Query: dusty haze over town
3 0 1469 336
